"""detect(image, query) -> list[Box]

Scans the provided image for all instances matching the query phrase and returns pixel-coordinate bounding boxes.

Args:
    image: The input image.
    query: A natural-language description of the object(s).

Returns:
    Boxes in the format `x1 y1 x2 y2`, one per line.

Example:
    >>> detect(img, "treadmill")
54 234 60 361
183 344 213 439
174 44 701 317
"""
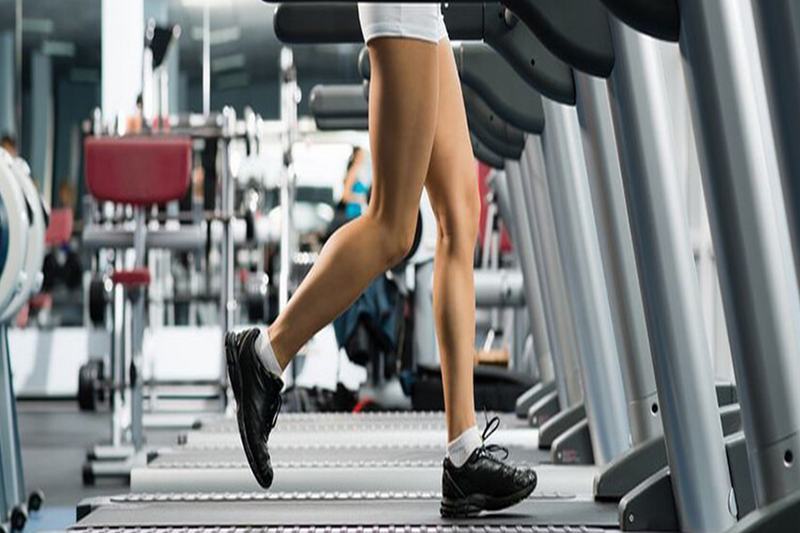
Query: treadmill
70 0 786 531
137 410 548 493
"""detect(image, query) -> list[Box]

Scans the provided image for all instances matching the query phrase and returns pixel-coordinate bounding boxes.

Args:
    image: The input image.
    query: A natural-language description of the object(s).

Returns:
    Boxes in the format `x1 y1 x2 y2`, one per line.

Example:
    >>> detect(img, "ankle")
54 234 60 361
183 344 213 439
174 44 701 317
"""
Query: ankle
446 425 481 467
265 324 292 370
446 412 477 442
254 328 284 377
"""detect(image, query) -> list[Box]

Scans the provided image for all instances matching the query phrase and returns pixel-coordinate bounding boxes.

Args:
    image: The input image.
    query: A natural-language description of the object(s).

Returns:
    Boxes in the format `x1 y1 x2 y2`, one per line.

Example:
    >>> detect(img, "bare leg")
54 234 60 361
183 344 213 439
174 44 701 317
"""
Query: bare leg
267 37 440 369
424 39 481 441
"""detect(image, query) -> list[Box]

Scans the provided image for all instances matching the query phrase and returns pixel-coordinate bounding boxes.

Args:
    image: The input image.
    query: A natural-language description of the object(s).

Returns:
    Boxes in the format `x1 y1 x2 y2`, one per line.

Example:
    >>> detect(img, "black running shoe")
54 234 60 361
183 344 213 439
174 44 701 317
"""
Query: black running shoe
225 328 284 489
440 416 538 518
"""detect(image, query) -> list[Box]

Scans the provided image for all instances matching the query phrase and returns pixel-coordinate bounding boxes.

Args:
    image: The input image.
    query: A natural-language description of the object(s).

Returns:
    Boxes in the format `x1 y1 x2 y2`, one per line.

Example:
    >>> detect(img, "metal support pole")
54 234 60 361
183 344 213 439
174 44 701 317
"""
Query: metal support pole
220 108 237 399
130 208 147 450
413 260 438 368
512 307 531 375
539 99 630 465
502 163 557 391
751 1 800 284
522 138 584 407
490 171 535 377
0 327 23 514
606 19 735 531
473 269 525 308
111 255 125 448
679 0 800 507
279 48 299 384
574 73 661 445
512 156 562 386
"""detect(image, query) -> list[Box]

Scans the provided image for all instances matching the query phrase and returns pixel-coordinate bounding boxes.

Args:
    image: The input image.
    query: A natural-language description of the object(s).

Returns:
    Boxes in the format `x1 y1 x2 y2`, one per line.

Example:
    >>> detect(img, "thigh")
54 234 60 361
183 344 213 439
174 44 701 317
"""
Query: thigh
424 39 480 229
365 37 440 230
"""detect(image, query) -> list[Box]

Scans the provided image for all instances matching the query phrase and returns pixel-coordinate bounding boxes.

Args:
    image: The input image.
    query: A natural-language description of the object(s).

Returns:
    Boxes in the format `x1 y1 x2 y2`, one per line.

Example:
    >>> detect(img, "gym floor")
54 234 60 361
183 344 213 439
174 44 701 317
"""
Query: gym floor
18 401 177 532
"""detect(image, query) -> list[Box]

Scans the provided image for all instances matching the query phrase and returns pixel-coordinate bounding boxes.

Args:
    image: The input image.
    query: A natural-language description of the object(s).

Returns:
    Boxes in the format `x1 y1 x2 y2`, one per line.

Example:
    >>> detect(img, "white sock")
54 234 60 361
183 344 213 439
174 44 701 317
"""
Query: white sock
447 426 482 467
255 328 283 377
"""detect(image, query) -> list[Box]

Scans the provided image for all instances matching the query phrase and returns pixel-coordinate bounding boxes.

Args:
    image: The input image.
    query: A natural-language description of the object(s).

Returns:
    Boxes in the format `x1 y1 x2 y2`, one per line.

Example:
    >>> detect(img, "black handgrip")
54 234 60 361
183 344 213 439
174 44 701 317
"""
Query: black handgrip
601 0 680 42
505 0 615 78
470 133 506 170
457 43 545 135
483 3 575 105
463 85 524 160
274 3 362 43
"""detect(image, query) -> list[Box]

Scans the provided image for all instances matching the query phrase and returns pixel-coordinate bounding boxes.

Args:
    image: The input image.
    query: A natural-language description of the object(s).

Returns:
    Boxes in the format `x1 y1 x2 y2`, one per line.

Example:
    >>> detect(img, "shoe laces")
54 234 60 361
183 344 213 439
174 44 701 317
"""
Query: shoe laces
477 411 509 461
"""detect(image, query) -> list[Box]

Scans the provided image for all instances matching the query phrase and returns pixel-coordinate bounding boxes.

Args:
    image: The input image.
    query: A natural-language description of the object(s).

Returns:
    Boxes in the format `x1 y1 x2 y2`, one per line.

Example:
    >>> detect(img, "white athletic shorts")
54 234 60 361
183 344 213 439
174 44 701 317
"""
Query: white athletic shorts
358 3 448 44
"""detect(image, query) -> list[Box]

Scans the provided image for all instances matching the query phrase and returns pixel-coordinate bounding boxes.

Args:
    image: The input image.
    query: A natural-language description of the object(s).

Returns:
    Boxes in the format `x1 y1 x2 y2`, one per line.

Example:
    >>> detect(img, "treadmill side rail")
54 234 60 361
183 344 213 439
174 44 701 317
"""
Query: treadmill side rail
594 436 667 502
619 467 679 532
551 419 594 465
539 402 586 450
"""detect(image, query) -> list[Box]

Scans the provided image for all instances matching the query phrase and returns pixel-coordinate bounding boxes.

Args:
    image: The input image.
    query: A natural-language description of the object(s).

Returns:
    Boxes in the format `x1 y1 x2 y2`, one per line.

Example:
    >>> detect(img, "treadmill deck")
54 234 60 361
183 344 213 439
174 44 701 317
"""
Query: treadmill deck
75 492 619 529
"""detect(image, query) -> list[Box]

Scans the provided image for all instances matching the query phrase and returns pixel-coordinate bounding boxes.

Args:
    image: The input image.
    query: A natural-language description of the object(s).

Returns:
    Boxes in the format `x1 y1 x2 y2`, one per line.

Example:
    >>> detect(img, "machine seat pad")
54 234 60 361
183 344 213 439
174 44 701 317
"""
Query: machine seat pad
111 268 151 287
85 137 192 205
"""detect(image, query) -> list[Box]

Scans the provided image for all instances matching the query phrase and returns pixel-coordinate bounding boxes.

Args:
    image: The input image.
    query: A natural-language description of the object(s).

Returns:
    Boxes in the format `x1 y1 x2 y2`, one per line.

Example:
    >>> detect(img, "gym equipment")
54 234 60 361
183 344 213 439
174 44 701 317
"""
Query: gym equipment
0 160 47 327
752 1 800 288
131 416 547 493
478 3 760 516
454 40 627 466
80 106 253 471
503 1 792 528
82 136 193 485
191 411 531 438
604 0 800 528
278 2 576 105
77 358 105 412
73 489 617 530
142 20 180 128
179 411 533 448
67 1 800 532
470 133 504 170
0 150 46 531
308 82 507 176
309 84 368 125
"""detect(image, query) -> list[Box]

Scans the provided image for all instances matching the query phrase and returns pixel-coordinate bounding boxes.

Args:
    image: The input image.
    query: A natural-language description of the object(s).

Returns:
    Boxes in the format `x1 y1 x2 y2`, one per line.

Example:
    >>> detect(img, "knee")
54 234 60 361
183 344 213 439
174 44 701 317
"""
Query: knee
370 215 418 268
436 192 481 254
385 224 418 267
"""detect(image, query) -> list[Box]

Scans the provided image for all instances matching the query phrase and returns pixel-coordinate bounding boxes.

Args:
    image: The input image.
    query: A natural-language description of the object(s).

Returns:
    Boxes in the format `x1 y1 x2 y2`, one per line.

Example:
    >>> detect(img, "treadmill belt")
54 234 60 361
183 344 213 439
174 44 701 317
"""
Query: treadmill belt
75 493 618 528
193 413 526 434
182 428 538 449
72 527 617 532
149 444 547 467
133 463 590 498
133 447 559 494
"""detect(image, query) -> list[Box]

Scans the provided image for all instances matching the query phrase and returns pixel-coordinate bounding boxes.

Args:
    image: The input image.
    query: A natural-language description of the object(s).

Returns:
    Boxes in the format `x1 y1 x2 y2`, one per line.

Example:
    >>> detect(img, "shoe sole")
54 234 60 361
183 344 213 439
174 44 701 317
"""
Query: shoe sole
440 480 537 518
225 331 273 489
